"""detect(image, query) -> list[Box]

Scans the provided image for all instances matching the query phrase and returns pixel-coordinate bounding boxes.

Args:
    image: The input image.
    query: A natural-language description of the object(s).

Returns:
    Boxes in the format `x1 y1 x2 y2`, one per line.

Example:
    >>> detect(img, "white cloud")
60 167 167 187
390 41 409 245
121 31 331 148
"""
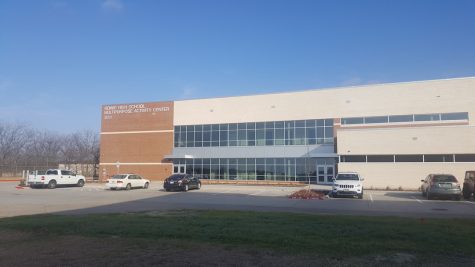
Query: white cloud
102 0 124 12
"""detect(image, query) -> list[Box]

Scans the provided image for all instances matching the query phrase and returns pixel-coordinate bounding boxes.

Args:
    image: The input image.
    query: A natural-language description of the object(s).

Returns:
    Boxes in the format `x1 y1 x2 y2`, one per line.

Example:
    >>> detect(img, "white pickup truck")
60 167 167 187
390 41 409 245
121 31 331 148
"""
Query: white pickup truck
28 169 86 189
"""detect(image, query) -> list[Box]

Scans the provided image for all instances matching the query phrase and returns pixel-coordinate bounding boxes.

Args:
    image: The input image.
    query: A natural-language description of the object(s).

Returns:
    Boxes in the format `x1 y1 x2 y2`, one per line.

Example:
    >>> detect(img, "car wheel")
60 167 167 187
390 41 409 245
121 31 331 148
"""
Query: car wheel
126 183 131 190
462 189 471 200
197 183 201 190
47 180 57 189
184 184 189 192
143 182 149 189
165 188 170 192
77 179 85 187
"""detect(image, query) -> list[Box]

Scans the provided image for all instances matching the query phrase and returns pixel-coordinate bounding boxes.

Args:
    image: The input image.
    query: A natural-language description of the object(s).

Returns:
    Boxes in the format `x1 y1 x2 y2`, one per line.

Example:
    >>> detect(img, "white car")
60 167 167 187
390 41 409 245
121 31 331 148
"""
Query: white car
331 172 364 199
106 174 150 190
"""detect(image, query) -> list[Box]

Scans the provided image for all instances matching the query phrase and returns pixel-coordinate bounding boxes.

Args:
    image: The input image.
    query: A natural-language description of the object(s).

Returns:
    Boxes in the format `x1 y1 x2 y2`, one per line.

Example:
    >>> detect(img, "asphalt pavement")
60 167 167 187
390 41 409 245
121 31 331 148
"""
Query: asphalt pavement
1 182 474 218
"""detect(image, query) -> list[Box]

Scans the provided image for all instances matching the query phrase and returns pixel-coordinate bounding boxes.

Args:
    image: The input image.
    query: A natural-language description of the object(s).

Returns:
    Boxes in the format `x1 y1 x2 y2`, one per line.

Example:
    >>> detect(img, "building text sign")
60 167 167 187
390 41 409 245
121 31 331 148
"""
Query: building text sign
103 103 170 120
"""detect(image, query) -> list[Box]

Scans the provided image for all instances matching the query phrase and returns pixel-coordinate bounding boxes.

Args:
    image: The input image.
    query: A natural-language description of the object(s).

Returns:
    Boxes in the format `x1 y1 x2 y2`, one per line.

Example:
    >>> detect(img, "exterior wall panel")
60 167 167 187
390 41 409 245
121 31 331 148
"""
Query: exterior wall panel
338 162 473 190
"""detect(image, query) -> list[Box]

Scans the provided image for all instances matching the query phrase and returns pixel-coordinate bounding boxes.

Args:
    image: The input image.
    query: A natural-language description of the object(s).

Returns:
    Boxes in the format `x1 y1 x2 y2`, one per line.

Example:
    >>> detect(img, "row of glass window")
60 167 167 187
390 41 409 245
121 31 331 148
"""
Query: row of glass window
172 158 336 181
341 112 468 125
174 119 334 148
340 154 475 163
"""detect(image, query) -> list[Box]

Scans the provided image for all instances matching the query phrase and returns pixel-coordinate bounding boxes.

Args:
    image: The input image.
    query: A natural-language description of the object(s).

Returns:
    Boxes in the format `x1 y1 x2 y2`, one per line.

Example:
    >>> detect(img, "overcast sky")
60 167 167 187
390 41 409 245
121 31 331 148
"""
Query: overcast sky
1 0 474 133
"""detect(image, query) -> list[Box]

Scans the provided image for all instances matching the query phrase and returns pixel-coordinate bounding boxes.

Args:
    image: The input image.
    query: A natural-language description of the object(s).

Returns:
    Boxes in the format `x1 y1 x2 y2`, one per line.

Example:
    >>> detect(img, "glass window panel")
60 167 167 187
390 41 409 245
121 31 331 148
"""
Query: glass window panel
238 123 246 130
229 123 237 130
285 121 294 128
238 129 247 146
265 121 275 128
265 129 274 145
275 128 284 139
325 119 333 126
202 131 210 142
256 122 265 129
203 125 211 131
367 155 394 162
364 116 388 124
256 158 265 164
210 164 219 179
308 138 316 145
229 140 237 146
256 164 265 180
212 124 219 131
275 165 285 181
306 128 316 139
454 154 475 162
186 131 194 147
247 158 255 164
247 130 255 146
265 164 275 180
229 130 237 140
316 119 324 126
295 128 305 145
395 155 423 162
211 158 219 164
275 158 284 165
211 131 219 146
275 139 285 145
316 127 324 138
341 155 366 162
389 115 413 123
324 127 333 138
247 162 256 180
295 120 305 127
414 114 440 121
186 125 194 131
220 131 228 146
424 154 454 162
194 125 202 131
220 124 228 130
441 112 468 121
256 129 266 146
275 121 284 128
341 117 364 125
247 122 256 129
306 120 315 127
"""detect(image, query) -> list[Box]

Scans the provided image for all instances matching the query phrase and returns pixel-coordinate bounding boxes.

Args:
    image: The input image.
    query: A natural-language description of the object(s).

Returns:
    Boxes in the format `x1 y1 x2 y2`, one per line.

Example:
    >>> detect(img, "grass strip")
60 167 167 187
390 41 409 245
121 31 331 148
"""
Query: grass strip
0 210 474 257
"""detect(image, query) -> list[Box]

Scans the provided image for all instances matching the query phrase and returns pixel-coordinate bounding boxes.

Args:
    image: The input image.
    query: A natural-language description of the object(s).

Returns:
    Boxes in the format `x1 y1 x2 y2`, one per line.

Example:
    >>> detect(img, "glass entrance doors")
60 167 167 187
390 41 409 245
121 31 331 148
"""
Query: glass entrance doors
317 164 334 184
173 163 185 174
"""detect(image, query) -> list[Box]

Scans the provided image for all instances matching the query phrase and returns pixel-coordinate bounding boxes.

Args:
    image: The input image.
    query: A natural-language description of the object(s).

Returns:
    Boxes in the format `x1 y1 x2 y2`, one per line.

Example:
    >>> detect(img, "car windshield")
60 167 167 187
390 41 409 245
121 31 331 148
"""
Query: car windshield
432 175 457 182
111 174 127 179
168 174 187 181
336 173 359 181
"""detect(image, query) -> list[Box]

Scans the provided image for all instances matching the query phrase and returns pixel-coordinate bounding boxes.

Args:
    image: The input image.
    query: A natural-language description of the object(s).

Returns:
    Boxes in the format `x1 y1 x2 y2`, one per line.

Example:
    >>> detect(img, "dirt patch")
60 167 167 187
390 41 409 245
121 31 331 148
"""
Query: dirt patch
288 189 326 199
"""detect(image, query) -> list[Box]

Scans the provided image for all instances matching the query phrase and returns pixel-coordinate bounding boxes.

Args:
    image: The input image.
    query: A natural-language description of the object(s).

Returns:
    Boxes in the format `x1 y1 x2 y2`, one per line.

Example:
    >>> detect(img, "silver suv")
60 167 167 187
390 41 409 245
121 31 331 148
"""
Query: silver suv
332 172 364 199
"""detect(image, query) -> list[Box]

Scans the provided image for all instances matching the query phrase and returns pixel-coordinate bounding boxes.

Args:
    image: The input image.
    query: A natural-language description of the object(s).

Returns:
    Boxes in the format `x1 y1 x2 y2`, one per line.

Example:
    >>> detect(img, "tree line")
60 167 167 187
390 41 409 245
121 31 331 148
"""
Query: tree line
0 121 99 177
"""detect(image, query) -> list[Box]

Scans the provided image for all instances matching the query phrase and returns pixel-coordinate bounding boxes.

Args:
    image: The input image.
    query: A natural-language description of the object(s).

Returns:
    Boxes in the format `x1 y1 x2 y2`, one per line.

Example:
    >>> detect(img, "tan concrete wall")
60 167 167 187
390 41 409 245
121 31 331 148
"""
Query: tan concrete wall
174 77 475 125
337 125 475 154
338 162 474 190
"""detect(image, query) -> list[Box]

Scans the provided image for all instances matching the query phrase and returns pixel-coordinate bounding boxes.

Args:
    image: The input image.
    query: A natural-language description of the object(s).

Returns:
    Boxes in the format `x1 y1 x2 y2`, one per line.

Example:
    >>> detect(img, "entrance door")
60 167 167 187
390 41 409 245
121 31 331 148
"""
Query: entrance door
173 163 186 174
317 164 335 184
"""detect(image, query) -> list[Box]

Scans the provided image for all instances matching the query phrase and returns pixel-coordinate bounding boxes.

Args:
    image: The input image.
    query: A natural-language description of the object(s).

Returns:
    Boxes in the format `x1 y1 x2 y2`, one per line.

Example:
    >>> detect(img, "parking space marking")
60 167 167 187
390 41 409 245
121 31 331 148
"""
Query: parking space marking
411 196 423 204
465 201 475 205
369 194 373 202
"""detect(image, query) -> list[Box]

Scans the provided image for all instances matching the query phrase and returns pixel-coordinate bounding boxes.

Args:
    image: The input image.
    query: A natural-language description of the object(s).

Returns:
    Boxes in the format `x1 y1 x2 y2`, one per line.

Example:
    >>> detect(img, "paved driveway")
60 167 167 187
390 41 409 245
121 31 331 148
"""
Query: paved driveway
1 182 474 218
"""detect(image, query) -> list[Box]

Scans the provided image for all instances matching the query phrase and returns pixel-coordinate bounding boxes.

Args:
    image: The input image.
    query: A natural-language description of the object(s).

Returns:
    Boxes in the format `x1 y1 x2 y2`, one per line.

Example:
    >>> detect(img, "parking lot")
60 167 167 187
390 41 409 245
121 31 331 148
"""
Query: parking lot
1 181 474 218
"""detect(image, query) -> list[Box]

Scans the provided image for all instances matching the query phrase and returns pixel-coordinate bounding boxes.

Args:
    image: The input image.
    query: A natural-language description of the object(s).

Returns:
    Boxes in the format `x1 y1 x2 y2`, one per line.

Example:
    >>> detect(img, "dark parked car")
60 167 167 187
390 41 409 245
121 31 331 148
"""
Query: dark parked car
163 174 201 192
462 171 475 200
421 174 462 200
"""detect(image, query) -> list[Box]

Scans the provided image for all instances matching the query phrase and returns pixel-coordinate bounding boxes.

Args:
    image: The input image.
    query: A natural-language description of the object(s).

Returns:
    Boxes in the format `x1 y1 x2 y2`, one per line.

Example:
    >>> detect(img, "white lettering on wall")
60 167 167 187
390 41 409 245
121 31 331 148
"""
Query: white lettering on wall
103 104 170 119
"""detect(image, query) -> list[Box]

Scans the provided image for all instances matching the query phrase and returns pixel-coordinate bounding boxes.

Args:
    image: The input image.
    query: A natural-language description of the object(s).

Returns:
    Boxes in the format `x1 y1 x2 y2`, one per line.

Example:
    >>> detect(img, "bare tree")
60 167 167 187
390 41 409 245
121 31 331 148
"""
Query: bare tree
0 122 30 176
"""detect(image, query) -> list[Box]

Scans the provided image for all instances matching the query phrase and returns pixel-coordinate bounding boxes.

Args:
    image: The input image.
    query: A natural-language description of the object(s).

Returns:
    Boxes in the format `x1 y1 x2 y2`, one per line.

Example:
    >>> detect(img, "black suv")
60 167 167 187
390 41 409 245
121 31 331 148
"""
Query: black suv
463 171 475 200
